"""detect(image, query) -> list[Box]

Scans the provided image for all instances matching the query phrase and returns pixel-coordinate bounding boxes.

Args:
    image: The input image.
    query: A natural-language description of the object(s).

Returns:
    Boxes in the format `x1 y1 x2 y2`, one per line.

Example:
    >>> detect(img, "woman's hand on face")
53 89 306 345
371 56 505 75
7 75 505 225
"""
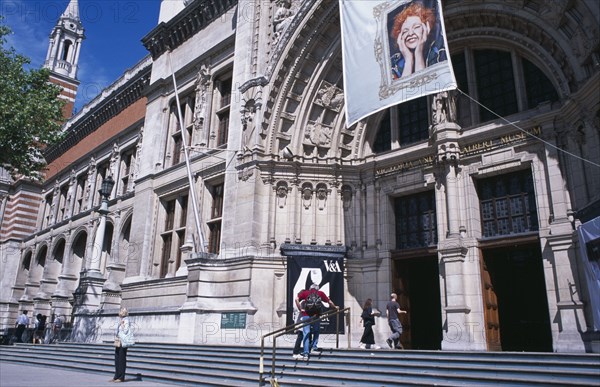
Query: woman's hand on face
413 22 430 71
415 22 430 52
398 31 412 60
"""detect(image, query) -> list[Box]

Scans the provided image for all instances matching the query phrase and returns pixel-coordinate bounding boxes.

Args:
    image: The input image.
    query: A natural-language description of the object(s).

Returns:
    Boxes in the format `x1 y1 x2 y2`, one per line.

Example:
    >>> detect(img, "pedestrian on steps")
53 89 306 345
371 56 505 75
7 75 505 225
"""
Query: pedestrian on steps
386 293 407 349
359 298 381 349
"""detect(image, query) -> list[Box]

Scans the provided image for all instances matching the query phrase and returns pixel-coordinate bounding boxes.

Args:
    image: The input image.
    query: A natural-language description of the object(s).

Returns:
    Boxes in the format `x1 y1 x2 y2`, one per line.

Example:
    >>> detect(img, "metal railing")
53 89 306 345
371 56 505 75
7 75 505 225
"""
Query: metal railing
258 307 351 386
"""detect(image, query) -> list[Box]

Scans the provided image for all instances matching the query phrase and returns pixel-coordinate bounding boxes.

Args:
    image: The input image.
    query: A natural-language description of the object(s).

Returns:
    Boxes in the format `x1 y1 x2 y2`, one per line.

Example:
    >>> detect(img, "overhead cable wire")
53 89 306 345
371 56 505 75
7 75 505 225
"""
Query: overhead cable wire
456 88 600 168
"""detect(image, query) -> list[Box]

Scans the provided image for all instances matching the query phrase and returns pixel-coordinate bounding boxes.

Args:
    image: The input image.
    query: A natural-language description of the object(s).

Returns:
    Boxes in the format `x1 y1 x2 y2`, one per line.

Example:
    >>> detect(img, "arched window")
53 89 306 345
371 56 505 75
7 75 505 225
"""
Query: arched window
452 49 559 127
373 48 560 153
61 40 73 61
373 97 429 153
22 251 32 271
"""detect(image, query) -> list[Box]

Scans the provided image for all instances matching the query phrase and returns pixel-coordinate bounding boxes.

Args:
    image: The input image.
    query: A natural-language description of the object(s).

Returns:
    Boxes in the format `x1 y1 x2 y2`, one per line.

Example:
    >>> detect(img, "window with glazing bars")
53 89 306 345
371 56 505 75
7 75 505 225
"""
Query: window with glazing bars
207 183 224 254
477 170 539 238
395 190 437 249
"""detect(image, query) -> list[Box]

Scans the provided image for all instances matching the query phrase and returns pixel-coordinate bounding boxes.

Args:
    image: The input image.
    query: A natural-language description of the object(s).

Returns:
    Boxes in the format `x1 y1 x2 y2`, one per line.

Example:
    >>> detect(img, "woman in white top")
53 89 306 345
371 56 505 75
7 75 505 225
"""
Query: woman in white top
111 307 135 382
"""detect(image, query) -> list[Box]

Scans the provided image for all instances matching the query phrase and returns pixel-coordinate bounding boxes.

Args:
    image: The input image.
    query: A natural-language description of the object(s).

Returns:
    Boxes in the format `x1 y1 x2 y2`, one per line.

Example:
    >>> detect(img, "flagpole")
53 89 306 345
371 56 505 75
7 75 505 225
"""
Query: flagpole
167 50 206 253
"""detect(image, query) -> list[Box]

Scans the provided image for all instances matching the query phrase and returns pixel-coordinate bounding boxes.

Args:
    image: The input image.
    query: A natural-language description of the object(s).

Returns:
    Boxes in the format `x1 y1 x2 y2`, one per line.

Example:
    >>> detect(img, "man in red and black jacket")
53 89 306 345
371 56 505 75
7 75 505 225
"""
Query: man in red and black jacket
295 283 338 358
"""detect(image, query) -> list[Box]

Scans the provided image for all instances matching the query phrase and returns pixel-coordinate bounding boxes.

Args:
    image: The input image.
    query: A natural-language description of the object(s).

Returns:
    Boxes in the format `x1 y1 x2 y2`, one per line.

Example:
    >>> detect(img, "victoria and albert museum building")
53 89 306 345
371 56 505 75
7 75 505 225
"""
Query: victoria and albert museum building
1 0 599 353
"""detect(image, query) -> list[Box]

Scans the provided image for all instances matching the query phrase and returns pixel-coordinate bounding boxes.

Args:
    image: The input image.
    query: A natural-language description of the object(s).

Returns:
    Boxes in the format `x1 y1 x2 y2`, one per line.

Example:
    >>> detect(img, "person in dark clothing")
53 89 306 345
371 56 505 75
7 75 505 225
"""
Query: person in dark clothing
359 298 381 349
33 314 47 344
386 293 407 349
15 311 29 343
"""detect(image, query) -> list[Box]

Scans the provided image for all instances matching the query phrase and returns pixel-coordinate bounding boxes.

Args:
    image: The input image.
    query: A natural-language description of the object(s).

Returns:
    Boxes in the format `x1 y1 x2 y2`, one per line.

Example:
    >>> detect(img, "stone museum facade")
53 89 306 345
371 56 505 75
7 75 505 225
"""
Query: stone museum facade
1 0 599 353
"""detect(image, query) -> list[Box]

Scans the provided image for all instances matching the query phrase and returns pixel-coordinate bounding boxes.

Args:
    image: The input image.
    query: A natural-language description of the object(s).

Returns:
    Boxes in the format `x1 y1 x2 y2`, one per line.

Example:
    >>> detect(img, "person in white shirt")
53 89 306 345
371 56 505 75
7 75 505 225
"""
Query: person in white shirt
15 311 29 343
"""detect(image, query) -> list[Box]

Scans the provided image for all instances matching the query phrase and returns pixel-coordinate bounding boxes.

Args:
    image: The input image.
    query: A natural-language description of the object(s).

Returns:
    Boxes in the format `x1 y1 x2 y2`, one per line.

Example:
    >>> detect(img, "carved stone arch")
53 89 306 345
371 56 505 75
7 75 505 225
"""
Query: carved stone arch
69 225 90 247
17 249 34 284
444 2 582 94
69 230 87 276
118 212 134 266
27 243 49 288
263 0 340 157
34 243 49 267
50 237 67 266
117 208 134 236
449 33 570 98
359 109 392 158
38 238 67 299
90 218 115 276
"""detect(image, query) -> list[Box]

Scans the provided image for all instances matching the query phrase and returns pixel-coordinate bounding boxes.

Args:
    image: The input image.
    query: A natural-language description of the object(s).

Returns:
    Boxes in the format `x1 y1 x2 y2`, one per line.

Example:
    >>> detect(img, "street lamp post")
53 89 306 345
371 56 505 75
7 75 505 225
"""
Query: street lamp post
88 175 114 276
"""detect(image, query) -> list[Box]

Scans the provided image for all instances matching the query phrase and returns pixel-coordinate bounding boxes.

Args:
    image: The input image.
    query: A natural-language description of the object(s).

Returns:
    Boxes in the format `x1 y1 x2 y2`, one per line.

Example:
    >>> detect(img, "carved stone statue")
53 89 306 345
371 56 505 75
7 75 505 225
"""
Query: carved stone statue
276 182 289 208
273 0 293 43
193 64 211 139
109 143 120 177
431 91 457 126
83 156 96 210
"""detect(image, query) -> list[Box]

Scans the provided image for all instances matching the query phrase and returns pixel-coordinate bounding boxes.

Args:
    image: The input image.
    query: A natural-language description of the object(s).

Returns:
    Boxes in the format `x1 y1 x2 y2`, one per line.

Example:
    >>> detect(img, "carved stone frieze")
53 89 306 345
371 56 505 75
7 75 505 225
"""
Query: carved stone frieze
301 183 313 209
304 121 333 148
315 81 344 112
276 181 290 208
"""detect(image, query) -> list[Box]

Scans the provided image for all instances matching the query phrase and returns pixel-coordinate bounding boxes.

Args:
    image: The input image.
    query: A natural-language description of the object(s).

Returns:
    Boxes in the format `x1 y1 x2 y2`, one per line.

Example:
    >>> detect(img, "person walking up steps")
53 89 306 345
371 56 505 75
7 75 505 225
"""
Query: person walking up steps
386 293 407 349
296 283 338 359
359 298 381 349
14 311 29 343
292 289 312 359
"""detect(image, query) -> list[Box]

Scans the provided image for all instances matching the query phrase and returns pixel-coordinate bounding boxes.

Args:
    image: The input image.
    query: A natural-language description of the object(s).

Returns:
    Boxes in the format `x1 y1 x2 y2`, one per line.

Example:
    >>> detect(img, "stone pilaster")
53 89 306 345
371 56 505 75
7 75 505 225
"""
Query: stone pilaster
543 233 586 352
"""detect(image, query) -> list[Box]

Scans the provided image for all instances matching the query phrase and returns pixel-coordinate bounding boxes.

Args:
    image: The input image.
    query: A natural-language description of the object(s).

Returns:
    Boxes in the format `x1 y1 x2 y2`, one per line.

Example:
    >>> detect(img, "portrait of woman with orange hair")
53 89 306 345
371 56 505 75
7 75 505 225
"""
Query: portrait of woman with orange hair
389 0 447 79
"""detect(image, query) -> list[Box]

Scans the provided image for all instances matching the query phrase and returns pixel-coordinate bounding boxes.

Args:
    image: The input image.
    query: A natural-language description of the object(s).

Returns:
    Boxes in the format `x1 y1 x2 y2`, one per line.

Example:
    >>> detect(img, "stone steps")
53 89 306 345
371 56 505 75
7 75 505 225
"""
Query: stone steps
1 342 598 386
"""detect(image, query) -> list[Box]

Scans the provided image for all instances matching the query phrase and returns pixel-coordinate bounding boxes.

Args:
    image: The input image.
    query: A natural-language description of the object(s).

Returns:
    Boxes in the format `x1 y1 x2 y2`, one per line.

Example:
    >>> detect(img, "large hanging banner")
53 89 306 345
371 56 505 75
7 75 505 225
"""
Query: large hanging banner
577 217 600 331
340 0 457 127
287 256 345 334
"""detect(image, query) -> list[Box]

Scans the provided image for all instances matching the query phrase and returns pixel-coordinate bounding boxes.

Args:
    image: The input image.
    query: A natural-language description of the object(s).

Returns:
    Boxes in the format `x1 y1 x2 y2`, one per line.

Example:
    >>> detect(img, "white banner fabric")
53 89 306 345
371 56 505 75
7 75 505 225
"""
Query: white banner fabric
577 216 600 331
340 0 457 127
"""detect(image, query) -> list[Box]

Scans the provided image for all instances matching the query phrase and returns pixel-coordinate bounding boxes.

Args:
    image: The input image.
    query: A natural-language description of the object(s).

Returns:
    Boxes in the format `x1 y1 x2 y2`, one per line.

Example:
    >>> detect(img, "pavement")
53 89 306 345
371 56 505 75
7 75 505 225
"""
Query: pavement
0 361 177 387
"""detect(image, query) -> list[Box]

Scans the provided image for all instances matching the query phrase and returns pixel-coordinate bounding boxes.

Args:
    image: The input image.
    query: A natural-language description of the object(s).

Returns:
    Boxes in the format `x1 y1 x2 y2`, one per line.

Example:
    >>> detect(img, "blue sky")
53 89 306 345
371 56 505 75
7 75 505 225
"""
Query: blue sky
2 0 162 112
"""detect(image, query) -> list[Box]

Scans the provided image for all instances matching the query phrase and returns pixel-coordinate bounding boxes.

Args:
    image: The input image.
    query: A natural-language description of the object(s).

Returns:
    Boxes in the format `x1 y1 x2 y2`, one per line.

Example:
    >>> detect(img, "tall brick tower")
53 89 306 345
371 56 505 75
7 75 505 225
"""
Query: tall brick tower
44 0 85 118
0 1 85 316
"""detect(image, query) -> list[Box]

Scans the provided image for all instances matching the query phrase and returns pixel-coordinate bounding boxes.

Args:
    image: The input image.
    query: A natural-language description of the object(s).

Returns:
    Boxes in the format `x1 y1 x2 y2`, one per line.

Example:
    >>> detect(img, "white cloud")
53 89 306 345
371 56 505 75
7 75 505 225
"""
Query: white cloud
2 0 60 68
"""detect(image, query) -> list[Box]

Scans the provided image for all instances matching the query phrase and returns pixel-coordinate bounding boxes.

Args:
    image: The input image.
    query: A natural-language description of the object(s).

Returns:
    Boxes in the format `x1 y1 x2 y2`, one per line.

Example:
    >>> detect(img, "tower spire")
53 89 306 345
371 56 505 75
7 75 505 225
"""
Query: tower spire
61 0 81 20
44 0 85 118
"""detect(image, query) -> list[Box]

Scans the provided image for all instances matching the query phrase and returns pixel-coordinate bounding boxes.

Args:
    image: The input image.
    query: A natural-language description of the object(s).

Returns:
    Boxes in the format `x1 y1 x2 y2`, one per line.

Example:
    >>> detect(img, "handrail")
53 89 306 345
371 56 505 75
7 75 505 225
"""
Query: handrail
259 307 351 386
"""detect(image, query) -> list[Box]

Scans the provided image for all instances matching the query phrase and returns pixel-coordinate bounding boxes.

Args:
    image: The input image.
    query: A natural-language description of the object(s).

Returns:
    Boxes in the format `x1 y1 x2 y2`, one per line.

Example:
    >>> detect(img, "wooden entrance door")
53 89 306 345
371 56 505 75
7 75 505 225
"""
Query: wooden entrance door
393 260 411 349
480 255 501 351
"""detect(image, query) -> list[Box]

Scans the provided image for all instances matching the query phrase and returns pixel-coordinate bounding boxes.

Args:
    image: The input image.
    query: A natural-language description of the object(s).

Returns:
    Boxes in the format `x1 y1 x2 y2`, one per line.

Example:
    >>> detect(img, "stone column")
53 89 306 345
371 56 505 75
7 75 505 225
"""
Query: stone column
77 195 110 311
539 141 585 352
51 234 76 321
102 211 125 309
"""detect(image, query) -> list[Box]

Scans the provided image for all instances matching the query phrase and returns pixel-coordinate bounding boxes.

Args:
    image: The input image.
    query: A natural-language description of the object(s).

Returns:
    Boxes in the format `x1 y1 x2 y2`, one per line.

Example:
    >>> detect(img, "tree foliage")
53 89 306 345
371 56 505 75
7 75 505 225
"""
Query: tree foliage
0 20 65 179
